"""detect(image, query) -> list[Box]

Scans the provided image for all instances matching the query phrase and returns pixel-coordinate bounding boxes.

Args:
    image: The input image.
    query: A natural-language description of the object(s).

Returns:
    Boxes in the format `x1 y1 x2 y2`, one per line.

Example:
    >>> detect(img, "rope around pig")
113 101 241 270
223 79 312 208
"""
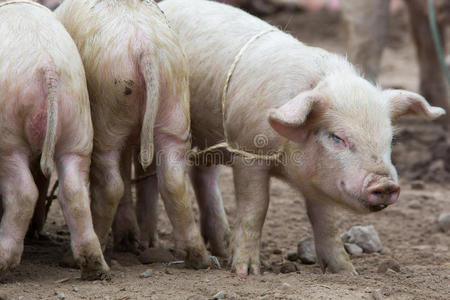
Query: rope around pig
0 0 50 10
190 28 287 161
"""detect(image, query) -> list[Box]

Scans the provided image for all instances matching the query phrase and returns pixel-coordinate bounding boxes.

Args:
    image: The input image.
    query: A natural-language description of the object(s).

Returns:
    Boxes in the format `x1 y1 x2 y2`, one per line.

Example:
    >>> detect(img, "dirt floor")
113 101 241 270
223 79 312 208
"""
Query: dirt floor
1 6 450 300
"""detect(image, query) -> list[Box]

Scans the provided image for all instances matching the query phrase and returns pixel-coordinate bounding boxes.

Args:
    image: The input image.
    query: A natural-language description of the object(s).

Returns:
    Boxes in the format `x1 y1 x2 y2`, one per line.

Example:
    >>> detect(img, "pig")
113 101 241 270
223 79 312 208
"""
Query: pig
55 0 211 268
156 0 445 275
342 0 450 120
0 0 108 279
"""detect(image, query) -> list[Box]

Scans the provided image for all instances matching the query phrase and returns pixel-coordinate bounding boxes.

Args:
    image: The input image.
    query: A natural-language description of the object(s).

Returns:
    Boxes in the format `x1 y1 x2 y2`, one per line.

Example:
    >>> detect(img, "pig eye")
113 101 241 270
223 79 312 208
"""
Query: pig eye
328 133 344 144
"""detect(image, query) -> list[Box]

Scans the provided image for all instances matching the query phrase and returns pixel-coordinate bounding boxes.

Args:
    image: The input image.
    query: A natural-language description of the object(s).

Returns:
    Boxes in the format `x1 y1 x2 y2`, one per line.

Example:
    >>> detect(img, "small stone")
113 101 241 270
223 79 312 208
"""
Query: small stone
438 213 450 232
410 181 425 190
139 270 151 278
55 291 65 300
377 259 400 273
344 243 363 256
165 269 173 275
18 297 24 300
72 286 79 292
380 247 392 255
408 200 421 209
280 262 297 273
287 251 298 261
385 269 398 276
281 282 291 290
212 291 225 299
371 289 384 300
341 225 383 253
271 264 281 274
272 249 282 255
0 294 7 300
297 237 316 264
407 265 422 272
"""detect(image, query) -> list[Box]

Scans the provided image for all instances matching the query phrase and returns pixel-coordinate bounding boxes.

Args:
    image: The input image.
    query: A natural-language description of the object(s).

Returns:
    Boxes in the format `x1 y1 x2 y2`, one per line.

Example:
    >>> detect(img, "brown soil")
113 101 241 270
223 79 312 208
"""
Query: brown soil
1 7 450 300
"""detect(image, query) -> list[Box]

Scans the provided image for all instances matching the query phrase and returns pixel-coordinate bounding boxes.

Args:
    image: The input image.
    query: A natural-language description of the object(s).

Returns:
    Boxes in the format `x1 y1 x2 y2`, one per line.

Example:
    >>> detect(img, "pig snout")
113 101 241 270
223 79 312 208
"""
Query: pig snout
363 180 400 211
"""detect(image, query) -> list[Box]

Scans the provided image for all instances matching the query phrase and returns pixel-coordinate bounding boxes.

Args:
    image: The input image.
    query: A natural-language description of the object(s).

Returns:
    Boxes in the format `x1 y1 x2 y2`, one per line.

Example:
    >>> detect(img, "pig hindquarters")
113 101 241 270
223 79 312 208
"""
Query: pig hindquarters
159 0 445 276
55 0 210 268
0 1 108 279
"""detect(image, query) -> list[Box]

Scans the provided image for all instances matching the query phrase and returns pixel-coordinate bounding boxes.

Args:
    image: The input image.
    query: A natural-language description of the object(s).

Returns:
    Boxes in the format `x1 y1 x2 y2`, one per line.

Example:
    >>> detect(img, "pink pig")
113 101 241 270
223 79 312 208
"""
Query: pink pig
0 1 108 279
154 0 445 276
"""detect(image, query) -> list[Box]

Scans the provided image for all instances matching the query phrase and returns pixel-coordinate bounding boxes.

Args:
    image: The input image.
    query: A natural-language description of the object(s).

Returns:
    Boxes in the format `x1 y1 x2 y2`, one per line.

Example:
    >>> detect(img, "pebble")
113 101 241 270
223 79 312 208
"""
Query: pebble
281 282 291 290
407 265 422 272
297 237 316 264
408 200 421 209
344 243 363 256
280 262 297 273
54 291 65 300
410 181 425 190
377 259 400 273
140 270 152 278
72 286 79 292
0 294 7 300
18 297 24 300
371 289 384 300
438 213 450 232
212 291 225 299
272 249 282 255
341 225 383 253
286 252 298 261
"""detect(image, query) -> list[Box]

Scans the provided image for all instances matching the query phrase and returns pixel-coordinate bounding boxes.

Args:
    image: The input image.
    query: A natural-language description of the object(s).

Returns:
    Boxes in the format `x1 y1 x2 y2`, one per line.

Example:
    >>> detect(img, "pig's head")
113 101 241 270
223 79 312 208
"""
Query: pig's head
268 73 445 213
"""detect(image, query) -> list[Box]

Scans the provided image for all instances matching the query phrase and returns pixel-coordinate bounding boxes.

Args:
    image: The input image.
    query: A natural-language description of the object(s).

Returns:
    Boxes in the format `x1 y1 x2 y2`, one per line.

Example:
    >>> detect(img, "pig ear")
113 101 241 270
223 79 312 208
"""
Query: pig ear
268 91 327 143
385 89 446 121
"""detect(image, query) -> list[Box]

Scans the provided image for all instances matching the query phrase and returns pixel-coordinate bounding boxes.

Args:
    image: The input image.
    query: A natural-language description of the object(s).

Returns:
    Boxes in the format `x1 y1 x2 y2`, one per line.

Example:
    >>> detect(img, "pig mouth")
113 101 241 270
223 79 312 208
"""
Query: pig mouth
359 198 388 212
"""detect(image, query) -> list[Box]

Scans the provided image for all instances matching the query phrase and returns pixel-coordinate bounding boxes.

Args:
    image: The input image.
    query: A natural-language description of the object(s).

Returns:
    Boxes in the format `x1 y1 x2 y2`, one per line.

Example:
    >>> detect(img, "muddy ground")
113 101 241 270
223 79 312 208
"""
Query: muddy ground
1 6 450 300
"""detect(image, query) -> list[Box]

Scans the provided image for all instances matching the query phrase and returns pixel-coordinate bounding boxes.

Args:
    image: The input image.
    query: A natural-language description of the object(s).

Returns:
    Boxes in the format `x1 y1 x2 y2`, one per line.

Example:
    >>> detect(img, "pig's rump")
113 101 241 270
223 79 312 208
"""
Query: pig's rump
0 3 91 159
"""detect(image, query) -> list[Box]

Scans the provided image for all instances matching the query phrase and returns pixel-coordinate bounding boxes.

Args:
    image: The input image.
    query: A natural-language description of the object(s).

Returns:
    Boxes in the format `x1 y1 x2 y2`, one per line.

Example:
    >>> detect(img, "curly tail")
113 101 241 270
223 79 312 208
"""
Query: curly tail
139 52 160 170
40 63 58 177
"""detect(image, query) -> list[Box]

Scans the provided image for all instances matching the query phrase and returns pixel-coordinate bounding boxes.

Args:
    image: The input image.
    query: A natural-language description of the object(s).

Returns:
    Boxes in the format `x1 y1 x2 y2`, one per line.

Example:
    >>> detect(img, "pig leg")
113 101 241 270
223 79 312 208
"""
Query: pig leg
90 150 124 248
27 160 50 239
406 0 450 115
155 134 210 269
231 162 270 275
190 165 230 258
56 153 109 280
306 198 356 274
341 0 390 81
113 150 140 253
136 162 159 249
0 153 38 271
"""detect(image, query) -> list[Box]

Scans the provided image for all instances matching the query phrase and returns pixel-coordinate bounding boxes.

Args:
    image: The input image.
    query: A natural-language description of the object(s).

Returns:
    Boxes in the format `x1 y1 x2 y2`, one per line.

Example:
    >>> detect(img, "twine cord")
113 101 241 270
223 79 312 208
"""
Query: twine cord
192 28 286 161
0 0 50 10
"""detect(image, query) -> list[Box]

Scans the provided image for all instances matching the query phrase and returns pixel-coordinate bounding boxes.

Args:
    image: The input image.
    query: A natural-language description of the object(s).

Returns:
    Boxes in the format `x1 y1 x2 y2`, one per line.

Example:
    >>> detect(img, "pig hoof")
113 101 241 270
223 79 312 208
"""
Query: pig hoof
323 261 357 275
79 256 111 281
184 248 211 269
232 262 260 276
0 249 21 272
81 267 111 281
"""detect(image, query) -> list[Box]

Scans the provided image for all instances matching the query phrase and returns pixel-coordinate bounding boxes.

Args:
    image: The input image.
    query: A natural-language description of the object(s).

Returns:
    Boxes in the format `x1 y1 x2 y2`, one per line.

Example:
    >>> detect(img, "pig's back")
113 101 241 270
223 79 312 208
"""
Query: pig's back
160 0 354 150
0 4 87 102
55 0 185 130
